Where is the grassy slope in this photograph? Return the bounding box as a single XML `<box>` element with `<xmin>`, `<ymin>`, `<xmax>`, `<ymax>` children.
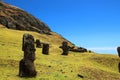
<box><xmin>0</xmin><ymin>27</ymin><xmax>120</xmax><ymax>80</ymax></box>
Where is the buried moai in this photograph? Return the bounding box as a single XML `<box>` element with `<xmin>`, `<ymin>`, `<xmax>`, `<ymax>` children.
<box><xmin>117</xmin><ymin>47</ymin><xmax>120</xmax><ymax>57</ymax></box>
<box><xmin>19</xmin><ymin>33</ymin><xmax>37</xmax><ymax>77</ymax></box>
<box><xmin>36</xmin><ymin>39</ymin><xmax>41</xmax><ymax>48</ymax></box>
<box><xmin>42</xmin><ymin>43</ymin><xmax>49</xmax><ymax>55</ymax></box>
<box><xmin>60</xmin><ymin>41</ymin><xmax>69</xmax><ymax>55</ymax></box>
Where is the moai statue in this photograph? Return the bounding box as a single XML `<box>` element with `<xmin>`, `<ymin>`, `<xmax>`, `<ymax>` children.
<box><xmin>19</xmin><ymin>33</ymin><xmax>37</xmax><ymax>77</ymax></box>
<box><xmin>36</xmin><ymin>39</ymin><xmax>41</xmax><ymax>48</ymax></box>
<box><xmin>117</xmin><ymin>47</ymin><xmax>120</xmax><ymax>57</ymax></box>
<box><xmin>118</xmin><ymin>61</ymin><xmax>120</xmax><ymax>73</ymax></box>
<box><xmin>60</xmin><ymin>41</ymin><xmax>69</xmax><ymax>55</ymax></box>
<box><xmin>42</xmin><ymin>43</ymin><xmax>49</xmax><ymax>55</ymax></box>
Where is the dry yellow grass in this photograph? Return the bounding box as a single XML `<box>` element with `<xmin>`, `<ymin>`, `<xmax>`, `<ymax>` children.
<box><xmin>0</xmin><ymin>27</ymin><xmax>120</xmax><ymax>80</ymax></box>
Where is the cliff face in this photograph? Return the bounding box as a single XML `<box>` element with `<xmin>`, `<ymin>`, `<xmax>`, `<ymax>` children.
<box><xmin>0</xmin><ymin>2</ymin><xmax>51</xmax><ymax>34</ymax></box>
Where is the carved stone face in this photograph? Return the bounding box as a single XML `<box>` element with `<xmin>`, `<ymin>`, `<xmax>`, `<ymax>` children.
<box><xmin>22</xmin><ymin>33</ymin><xmax>36</xmax><ymax>61</ymax></box>
<box><xmin>62</xmin><ymin>41</ymin><xmax>68</xmax><ymax>46</ymax></box>
<box><xmin>22</xmin><ymin>34</ymin><xmax>35</xmax><ymax>51</ymax></box>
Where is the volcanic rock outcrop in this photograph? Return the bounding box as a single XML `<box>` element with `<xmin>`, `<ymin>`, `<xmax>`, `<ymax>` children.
<box><xmin>0</xmin><ymin>2</ymin><xmax>51</xmax><ymax>34</ymax></box>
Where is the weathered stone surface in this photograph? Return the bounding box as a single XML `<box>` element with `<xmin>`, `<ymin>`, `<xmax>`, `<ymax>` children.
<box><xmin>69</xmin><ymin>47</ymin><xmax>87</xmax><ymax>53</ymax></box>
<box><xmin>19</xmin><ymin>33</ymin><xmax>37</xmax><ymax>77</ymax></box>
<box><xmin>118</xmin><ymin>62</ymin><xmax>120</xmax><ymax>73</ymax></box>
<box><xmin>60</xmin><ymin>42</ymin><xmax>87</xmax><ymax>54</ymax></box>
<box><xmin>42</xmin><ymin>43</ymin><xmax>49</xmax><ymax>55</ymax></box>
<box><xmin>22</xmin><ymin>34</ymin><xmax>36</xmax><ymax>61</ymax></box>
<box><xmin>19</xmin><ymin>59</ymin><xmax>37</xmax><ymax>77</ymax></box>
<box><xmin>60</xmin><ymin>41</ymin><xmax>69</xmax><ymax>55</ymax></box>
<box><xmin>117</xmin><ymin>47</ymin><xmax>120</xmax><ymax>57</ymax></box>
<box><xmin>0</xmin><ymin>2</ymin><xmax>51</xmax><ymax>34</ymax></box>
<box><xmin>77</xmin><ymin>74</ymin><xmax>84</xmax><ymax>78</ymax></box>
<box><xmin>36</xmin><ymin>39</ymin><xmax>41</xmax><ymax>48</ymax></box>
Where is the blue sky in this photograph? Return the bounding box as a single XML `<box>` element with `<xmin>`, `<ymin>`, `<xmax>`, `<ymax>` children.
<box><xmin>3</xmin><ymin>0</ymin><xmax>120</xmax><ymax>54</ymax></box>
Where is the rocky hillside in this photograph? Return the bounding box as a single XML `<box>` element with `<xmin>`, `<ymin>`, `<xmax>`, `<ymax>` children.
<box><xmin>0</xmin><ymin>1</ymin><xmax>88</xmax><ymax>52</ymax></box>
<box><xmin>0</xmin><ymin>2</ymin><xmax>51</xmax><ymax>34</ymax></box>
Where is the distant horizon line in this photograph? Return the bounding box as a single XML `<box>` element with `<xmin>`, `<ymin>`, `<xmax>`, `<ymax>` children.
<box><xmin>87</xmin><ymin>47</ymin><xmax>118</xmax><ymax>54</ymax></box>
